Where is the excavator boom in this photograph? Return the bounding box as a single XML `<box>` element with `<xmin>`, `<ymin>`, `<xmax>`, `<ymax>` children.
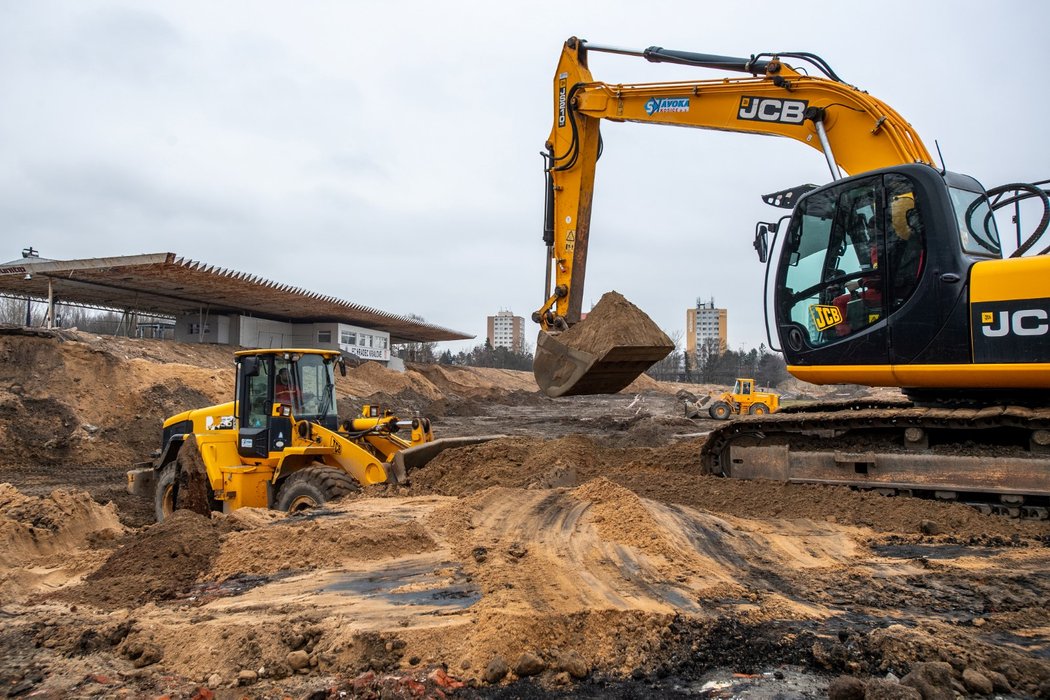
<box><xmin>534</xmin><ymin>36</ymin><xmax>933</xmax><ymax>397</ymax></box>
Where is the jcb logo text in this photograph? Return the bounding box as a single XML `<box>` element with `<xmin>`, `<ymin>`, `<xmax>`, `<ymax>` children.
<box><xmin>981</xmin><ymin>309</ymin><xmax>1048</xmax><ymax>337</ymax></box>
<box><xmin>738</xmin><ymin>97</ymin><xmax>808</xmax><ymax>124</ymax></box>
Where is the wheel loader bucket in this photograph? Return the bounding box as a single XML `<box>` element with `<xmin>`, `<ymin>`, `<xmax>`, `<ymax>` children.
<box><xmin>534</xmin><ymin>331</ymin><xmax>672</xmax><ymax>397</ymax></box>
<box><xmin>387</xmin><ymin>435</ymin><xmax>505</xmax><ymax>484</ymax></box>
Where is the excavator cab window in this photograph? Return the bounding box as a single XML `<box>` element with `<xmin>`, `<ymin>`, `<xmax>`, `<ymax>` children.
<box><xmin>948</xmin><ymin>186</ymin><xmax>1001</xmax><ymax>258</ymax></box>
<box><xmin>779</xmin><ymin>176</ymin><xmax>889</xmax><ymax>345</ymax></box>
<box><xmin>885</xmin><ymin>174</ymin><xmax>926</xmax><ymax>309</ymax></box>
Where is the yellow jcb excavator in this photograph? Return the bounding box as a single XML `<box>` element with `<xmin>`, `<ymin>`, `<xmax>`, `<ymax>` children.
<box><xmin>128</xmin><ymin>348</ymin><xmax>492</xmax><ymax>521</ymax></box>
<box><xmin>534</xmin><ymin>37</ymin><xmax>1050</xmax><ymax>516</ymax></box>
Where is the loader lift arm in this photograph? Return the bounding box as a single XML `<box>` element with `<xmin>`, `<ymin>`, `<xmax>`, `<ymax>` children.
<box><xmin>534</xmin><ymin>37</ymin><xmax>933</xmax><ymax>395</ymax></box>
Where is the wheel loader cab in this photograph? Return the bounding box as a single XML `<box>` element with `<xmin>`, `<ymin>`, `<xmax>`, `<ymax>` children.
<box><xmin>236</xmin><ymin>350</ymin><xmax>339</xmax><ymax>460</ymax></box>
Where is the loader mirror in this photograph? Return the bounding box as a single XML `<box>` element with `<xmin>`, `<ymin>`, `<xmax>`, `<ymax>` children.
<box><xmin>241</xmin><ymin>356</ymin><xmax>260</xmax><ymax>377</ymax></box>
<box><xmin>338</xmin><ymin>357</ymin><xmax>347</xmax><ymax>377</ymax></box>
<box><xmin>753</xmin><ymin>222</ymin><xmax>775</xmax><ymax>263</ymax></box>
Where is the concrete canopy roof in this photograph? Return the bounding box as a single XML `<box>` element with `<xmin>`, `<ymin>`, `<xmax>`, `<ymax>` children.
<box><xmin>0</xmin><ymin>253</ymin><xmax>472</xmax><ymax>344</ymax></box>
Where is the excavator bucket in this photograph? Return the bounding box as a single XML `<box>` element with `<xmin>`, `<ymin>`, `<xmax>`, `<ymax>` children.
<box><xmin>386</xmin><ymin>435</ymin><xmax>505</xmax><ymax>484</ymax></box>
<box><xmin>533</xmin><ymin>292</ymin><xmax>674</xmax><ymax>398</ymax></box>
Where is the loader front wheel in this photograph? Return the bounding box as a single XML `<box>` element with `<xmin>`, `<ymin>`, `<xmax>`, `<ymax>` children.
<box><xmin>748</xmin><ymin>403</ymin><xmax>770</xmax><ymax>415</ymax></box>
<box><xmin>708</xmin><ymin>401</ymin><xmax>733</xmax><ymax>420</ymax></box>
<box><xmin>154</xmin><ymin>463</ymin><xmax>177</xmax><ymax>523</ymax></box>
<box><xmin>275</xmin><ymin>466</ymin><xmax>360</xmax><ymax>513</ymax></box>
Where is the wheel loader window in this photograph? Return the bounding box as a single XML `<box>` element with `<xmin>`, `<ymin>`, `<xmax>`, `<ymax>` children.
<box><xmin>294</xmin><ymin>354</ymin><xmax>337</xmax><ymax>419</ymax></box>
<box><xmin>246</xmin><ymin>360</ymin><xmax>271</xmax><ymax>428</ymax></box>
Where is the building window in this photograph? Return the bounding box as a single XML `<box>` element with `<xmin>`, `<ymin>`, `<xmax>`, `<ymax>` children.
<box><xmin>317</xmin><ymin>330</ymin><xmax>332</xmax><ymax>343</ymax></box>
<box><xmin>341</xmin><ymin>330</ymin><xmax>356</xmax><ymax>345</ymax></box>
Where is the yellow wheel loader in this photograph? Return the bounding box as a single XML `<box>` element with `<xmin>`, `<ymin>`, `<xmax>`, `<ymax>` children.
<box><xmin>127</xmin><ymin>349</ymin><xmax>492</xmax><ymax>521</ymax></box>
<box><xmin>706</xmin><ymin>378</ymin><xmax>780</xmax><ymax>420</ymax></box>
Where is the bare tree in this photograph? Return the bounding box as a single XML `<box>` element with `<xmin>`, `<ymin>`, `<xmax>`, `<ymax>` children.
<box><xmin>645</xmin><ymin>329</ymin><xmax>684</xmax><ymax>382</ymax></box>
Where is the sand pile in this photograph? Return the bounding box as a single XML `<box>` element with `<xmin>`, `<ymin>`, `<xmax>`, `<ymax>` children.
<box><xmin>342</xmin><ymin>361</ymin><xmax>443</xmax><ymax>401</ymax></box>
<box><xmin>411</xmin><ymin>435</ymin><xmax>1047</xmax><ymax>538</ymax></box>
<box><xmin>0</xmin><ymin>484</ymin><xmax>124</xmax><ymax>565</ymax></box>
<box><xmin>0</xmin><ymin>484</ymin><xmax>125</xmax><ymax>603</ymax></box>
<box><xmin>575</xmin><ymin>477</ymin><xmax>682</xmax><ymax>562</ymax></box>
<box><xmin>209</xmin><ymin>514</ymin><xmax>439</xmax><ymax>580</ymax></box>
<box><xmin>60</xmin><ymin>509</ymin><xmax>236</xmax><ymax>608</ymax></box>
<box><xmin>556</xmin><ymin>292</ymin><xmax>673</xmax><ymax>357</ymax></box>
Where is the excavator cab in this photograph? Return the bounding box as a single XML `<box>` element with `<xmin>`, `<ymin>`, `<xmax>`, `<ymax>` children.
<box><xmin>769</xmin><ymin>163</ymin><xmax>1039</xmax><ymax>391</ymax></box>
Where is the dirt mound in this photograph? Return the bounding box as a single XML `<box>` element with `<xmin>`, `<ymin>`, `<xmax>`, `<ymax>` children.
<box><xmin>60</xmin><ymin>509</ymin><xmax>236</xmax><ymax>608</ymax></box>
<box><xmin>0</xmin><ymin>484</ymin><xmax>124</xmax><ymax>564</ymax></box>
<box><xmin>557</xmin><ymin>292</ymin><xmax>672</xmax><ymax>357</ymax></box>
<box><xmin>412</xmin><ymin>435</ymin><xmax>1047</xmax><ymax>538</ymax></box>
<box><xmin>575</xmin><ymin>477</ymin><xmax>681</xmax><ymax>561</ymax></box>
<box><xmin>0</xmin><ymin>333</ymin><xmax>231</xmax><ymax>468</ymax></box>
<box><xmin>409</xmin><ymin>363</ymin><xmax>538</xmax><ymax>395</ymax></box>
<box><xmin>0</xmin><ymin>484</ymin><xmax>125</xmax><ymax>603</ymax></box>
<box><xmin>209</xmin><ymin>514</ymin><xmax>439</xmax><ymax>580</ymax></box>
<box><xmin>342</xmin><ymin>361</ymin><xmax>442</xmax><ymax>401</ymax></box>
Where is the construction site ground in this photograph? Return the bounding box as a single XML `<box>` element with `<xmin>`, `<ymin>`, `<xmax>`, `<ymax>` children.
<box><xmin>1</xmin><ymin>328</ymin><xmax>1048</xmax><ymax>699</ymax></box>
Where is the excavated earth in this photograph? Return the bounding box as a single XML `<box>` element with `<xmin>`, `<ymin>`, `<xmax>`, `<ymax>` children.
<box><xmin>0</xmin><ymin>328</ymin><xmax>1048</xmax><ymax>699</ymax></box>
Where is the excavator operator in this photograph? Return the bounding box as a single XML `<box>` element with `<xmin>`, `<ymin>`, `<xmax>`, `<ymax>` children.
<box><xmin>887</xmin><ymin>188</ymin><xmax>925</xmax><ymax>307</ymax></box>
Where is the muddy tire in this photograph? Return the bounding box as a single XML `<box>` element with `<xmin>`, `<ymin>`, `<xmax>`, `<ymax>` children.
<box><xmin>275</xmin><ymin>466</ymin><xmax>360</xmax><ymax>513</ymax></box>
<box><xmin>708</xmin><ymin>401</ymin><xmax>733</xmax><ymax>420</ymax></box>
<box><xmin>154</xmin><ymin>462</ymin><xmax>177</xmax><ymax>523</ymax></box>
<box><xmin>748</xmin><ymin>403</ymin><xmax>770</xmax><ymax>415</ymax></box>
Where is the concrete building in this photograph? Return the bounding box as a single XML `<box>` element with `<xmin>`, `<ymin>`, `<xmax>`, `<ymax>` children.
<box><xmin>486</xmin><ymin>310</ymin><xmax>525</xmax><ymax>353</ymax></box>
<box><xmin>0</xmin><ymin>252</ymin><xmax>472</xmax><ymax>368</ymax></box>
<box><xmin>686</xmin><ymin>297</ymin><xmax>727</xmax><ymax>359</ymax></box>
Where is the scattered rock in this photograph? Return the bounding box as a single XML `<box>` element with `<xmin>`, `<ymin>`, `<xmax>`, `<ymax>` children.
<box><xmin>124</xmin><ymin>641</ymin><xmax>164</xmax><ymax>668</ymax></box>
<box><xmin>552</xmin><ymin>671</ymin><xmax>572</xmax><ymax>685</ymax></box>
<box><xmin>962</xmin><ymin>668</ymin><xmax>993</xmax><ymax>695</ymax></box>
<box><xmin>556</xmin><ymin>651</ymin><xmax>589</xmax><ymax>680</ymax></box>
<box><xmin>865</xmin><ymin>678</ymin><xmax>922</xmax><ymax>700</ymax></box>
<box><xmin>985</xmin><ymin>670</ymin><xmax>1012</xmax><ymax>694</ymax></box>
<box><xmin>507</xmin><ymin>542</ymin><xmax>528</xmax><ymax>560</ymax></box>
<box><xmin>919</xmin><ymin>520</ymin><xmax>942</xmax><ymax>535</ymax></box>
<box><xmin>828</xmin><ymin>675</ymin><xmax>866</xmax><ymax>700</ymax></box>
<box><xmin>513</xmin><ymin>651</ymin><xmax>545</xmax><ymax>677</ymax></box>
<box><xmin>286</xmin><ymin>650</ymin><xmax>310</xmax><ymax>671</ymax></box>
<box><xmin>207</xmin><ymin>673</ymin><xmax>222</xmax><ymax>688</ymax></box>
<box><xmin>484</xmin><ymin>656</ymin><xmax>509</xmax><ymax>684</ymax></box>
<box><xmin>236</xmin><ymin>670</ymin><xmax>257</xmax><ymax>685</ymax></box>
<box><xmin>901</xmin><ymin>662</ymin><xmax>955</xmax><ymax>700</ymax></box>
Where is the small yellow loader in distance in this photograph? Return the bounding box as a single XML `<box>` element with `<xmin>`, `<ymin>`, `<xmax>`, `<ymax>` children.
<box><xmin>127</xmin><ymin>348</ymin><xmax>492</xmax><ymax>521</ymax></box>
<box><xmin>707</xmin><ymin>378</ymin><xmax>780</xmax><ymax>420</ymax></box>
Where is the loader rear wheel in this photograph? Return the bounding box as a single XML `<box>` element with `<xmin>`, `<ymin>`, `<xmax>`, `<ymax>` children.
<box><xmin>154</xmin><ymin>463</ymin><xmax>177</xmax><ymax>523</ymax></box>
<box><xmin>275</xmin><ymin>466</ymin><xmax>359</xmax><ymax>513</ymax></box>
<box><xmin>709</xmin><ymin>401</ymin><xmax>733</xmax><ymax>420</ymax></box>
<box><xmin>749</xmin><ymin>403</ymin><xmax>770</xmax><ymax>415</ymax></box>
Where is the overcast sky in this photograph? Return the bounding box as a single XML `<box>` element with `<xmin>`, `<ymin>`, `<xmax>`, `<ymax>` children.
<box><xmin>2</xmin><ymin>1</ymin><xmax>1048</xmax><ymax>354</ymax></box>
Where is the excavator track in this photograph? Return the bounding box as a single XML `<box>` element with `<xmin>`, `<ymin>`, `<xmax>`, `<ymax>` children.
<box><xmin>700</xmin><ymin>399</ymin><xmax>1050</xmax><ymax>519</ymax></box>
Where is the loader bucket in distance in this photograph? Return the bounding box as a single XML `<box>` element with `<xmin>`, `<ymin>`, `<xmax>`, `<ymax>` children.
<box><xmin>533</xmin><ymin>291</ymin><xmax>674</xmax><ymax>398</ymax></box>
